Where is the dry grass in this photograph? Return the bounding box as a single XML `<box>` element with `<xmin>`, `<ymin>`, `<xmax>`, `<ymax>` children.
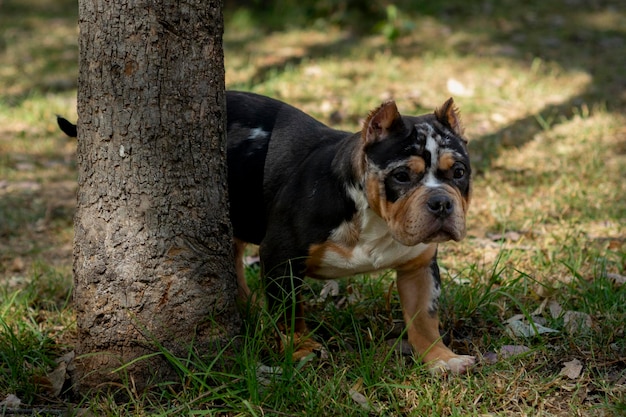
<box><xmin>1</xmin><ymin>0</ymin><xmax>625</xmax><ymax>415</ymax></box>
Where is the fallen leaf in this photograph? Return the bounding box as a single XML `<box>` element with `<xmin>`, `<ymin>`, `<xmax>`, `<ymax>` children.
<box><xmin>346</xmin><ymin>284</ymin><xmax>362</xmax><ymax>305</ymax></box>
<box><xmin>548</xmin><ymin>299</ymin><xmax>563</xmax><ymax>319</ymax></box>
<box><xmin>500</xmin><ymin>345</ymin><xmax>531</xmax><ymax>358</ymax></box>
<box><xmin>559</xmin><ymin>359</ymin><xmax>583</xmax><ymax>379</ymax></box>
<box><xmin>243</xmin><ymin>255</ymin><xmax>260</xmax><ymax>266</ymax></box>
<box><xmin>532</xmin><ymin>298</ymin><xmax>549</xmax><ymax>316</ymax></box>
<box><xmin>256</xmin><ymin>363</ymin><xmax>283</xmax><ymax>386</ymax></box>
<box><xmin>46</xmin><ymin>361</ymin><xmax>67</xmax><ymax>397</ymax></box>
<box><xmin>483</xmin><ymin>345</ymin><xmax>530</xmax><ymax>364</ymax></box>
<box><xmin>75</xmin><ymin>409</ymin><xmax>97</xmax><ymax>417</ymax></box>
<box><xmin>483</xmin><ymin>351</ymin><xmax>499</xmax><ymax>364</ymax></box>
<box><xmin>487</xmin><ymin>231</ymin><xmax>522</xmax><ymax>242</ymax></box>
<box><xmin>607</xmin><ymin>273</ymin><xmax>626</xmax><ymax>286</ymax></box>
<box><xmin>505</xmin><ymin>314</ymin><xmax>525</xmax><ymax>323</ymax></box>
<box><xmin>533</xmin><ymin>299</ymin><xmax>562</xmax><ymax>318</ymax></box>
<box><xmin>349</xmin><ymin>388</ymin><xmax>371</xmax><ymax>411</ymax></box>
<box><xmin>506</xmin><ymin>319</ymin><xmax>559</xmax><ymax>338</ymax></box>
<box><xmin>563</xmin><ymin>310</ymin><xmax>592</xmax><ymax>334</ymax></box>
<box><xmin>316</xmin><ymin>280</ymin><xmax>339</xmax><ymax>303</ymax></box>
<box><xmin>9</xmin><ymin>257</ymin><xmax>25</xmax><ymax>272</ymax></box>
<box><xmin>447</xmin><ymin>78</ymin><xmax>474</xmax><ymax>97</ymax></box>
<box><xmin>38</xmin><ymin>350</ymin><xmax>75</xmax><ymax>397</ymax></box>
<box><xmin>0</xmin><ymin>394</ymin><xmax>21</xmax><ymax>409</ymax></box>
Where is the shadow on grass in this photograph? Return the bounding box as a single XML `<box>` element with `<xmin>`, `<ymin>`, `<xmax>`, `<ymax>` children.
<box><xmin>5</xmin><ymin>0</ymin><xmax>624</xmax><ymax>167</ymax></box>
<box><xmin>0</xmin><ymin>0</ymin><xmax>78</xmax><ymax>104</ymax></box>
<box><xmin>225</xmin><ymin>0</ymin><xmax>626</xmax><ymax>169</ymax></box>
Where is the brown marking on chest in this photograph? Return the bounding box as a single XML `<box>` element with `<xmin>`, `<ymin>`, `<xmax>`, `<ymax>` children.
<box><xmin>306</xmin><ymin>241</ymin><xmax>354</xmax><ymax>279</ymax></box>
<box><xmin>305</xmin><ymin>204</ymin><xmax>434</xmax><ymax>279</ymax></box>
<box><xmin>396</xmin><ymin>243</ymin><xmax>437</xmax><ymax>271</ymax></box>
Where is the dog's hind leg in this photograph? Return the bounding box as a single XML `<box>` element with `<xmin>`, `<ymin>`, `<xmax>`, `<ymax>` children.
<box><xmin>396</xmin><ymin>246</ymin><xmax>475</xmax><ymax>374</ymax></box>
<box><xmin>260</xmin><ymin>254</ymin><xmax>322</xmax><ymax>360</ymax></box>
<box><xmin>234</xmin><ymin>238</ymin><xmax>252</xmax><ymax>305</ymax></box>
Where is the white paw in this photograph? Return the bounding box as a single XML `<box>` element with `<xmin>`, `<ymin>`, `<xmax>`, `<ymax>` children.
<box><xmin>428</xmin><ymin>355</ymin><xmax>476</xmax><ymax>375</ymax></box>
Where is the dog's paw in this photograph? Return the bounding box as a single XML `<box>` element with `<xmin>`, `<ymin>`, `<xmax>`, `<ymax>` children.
<box><xmin>279</xmin><ymin>331</ymin><xmax>325</xmax><ymax>361</ymax></box>
<box><xmin>428</xmin><ymin>355</ymin><xmax>476</xmax><ymax>375</ymax></box>
<box><xmin>291</xmin><ymin>338</ymin><xmax>325</xmax><ymax>361</ymax></box>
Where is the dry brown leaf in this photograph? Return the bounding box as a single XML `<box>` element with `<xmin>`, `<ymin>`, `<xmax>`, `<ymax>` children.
<box><xmin>46</xmin><ymin>363</ymin><xmax>67</xmax><ymax>397</ymax></box>
<box><xmin>346</xmin><ymin>284</ymin><xmax>362</xmax><ymax>305</ymax></box>
<box><xmin>506</xmin><ymin>319</ymin><xmax>559</xmax><ymax>338</ymax></box>
<box><xmin>40</xmin><ymin>351</ymin><xmax>75</xmax><ymax>397</ymax></box>
<box><xmin>349</xmin><ymin>388</ymin><xmax>371</xmax><ymax>411</ymax></box>
<box><xmin>532</xmin><ymin>298</ymin><xmax>549</xmax><ymax>316</ymax></box>
<box><xmin>0</xmin><ymin>394</ymin><xmax>21</xmax><ymax>409</ymax></box>
<box><xmin>483</xmin><ymin>345</ymin><xmax>530</xmax><ymax>364</ymax></box>
<box><xmin>487</xmin><ymin>230</ymin><xmax>522</xmax><ymax>242</ymax></box>
<box><xmin>9</xmin><ymin>257</ymin><xmax>25</xmax><ymax>272</ymax></box>
<box><xmin>482</xmin><ymin>351</ymin><xmax>498</xmax><ymax>364</ymax></box>
<box><xmin>500</xmin><ymin>345</ymin><xmax>531</xmax><ymax>358</ymax></box>
<box><xmin>559</xmin><ymin>358</ymin><xmax>583</xmax><ymax>379</ymax></box>
<box><xmin>256</xmin><ymin>363</ymin><xmax>283</xmax><ymax>386</ymax></box>
<box><xmin>548</xmin><ymin>299</ymin><xmax>563</xmax><ymax>319</ymax></box>
<box><xmin>316</xmin><ymin>280</ymin><xmax>339</xmax><ymax>303</ymax></box>
<box><xmin>563</xmin><ymin>310</ymin><xmax>592</xmax><ymax>334</ymax></box>
<box><xmin>607</xmin><ymin>273</ymin><xmax>626</xmax><ymax>286</ymax></box>
<box><xmin>532</xmin><ymin>298</ymin><xmax>562</xmax><ymax>319</ymax></box>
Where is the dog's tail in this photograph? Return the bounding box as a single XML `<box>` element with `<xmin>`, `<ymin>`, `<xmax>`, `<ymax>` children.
<box><xmin>56</xmin><ymin>115</ymin><xmax>77</xmax><ymax>137</ymax></box>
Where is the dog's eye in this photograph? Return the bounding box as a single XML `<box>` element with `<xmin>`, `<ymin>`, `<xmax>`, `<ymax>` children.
<box><xmin>452</xmin><ymin>163</ymin><xmax>466</xmax><ymax>179</ymax></box>
<box><xmin>391</xmin><ymin>169</ymin><xmax>411</xmax><ymax>184</ymax></box>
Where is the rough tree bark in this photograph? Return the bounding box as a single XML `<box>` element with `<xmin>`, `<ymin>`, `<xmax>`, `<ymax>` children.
<box><xmin>73</xmin><ymin>0</ymin><xmax>239</xmax><ymax>392</ymax></box>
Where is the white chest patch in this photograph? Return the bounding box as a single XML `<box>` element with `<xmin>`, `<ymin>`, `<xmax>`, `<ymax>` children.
<box><xmin>312</xmin><ymin>208</ymin><xmax>431</xmax><ymax>278</ymax></box>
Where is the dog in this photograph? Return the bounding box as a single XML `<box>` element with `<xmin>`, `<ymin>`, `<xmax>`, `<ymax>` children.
<box><xmin>58</xmin><ymin>91</ymin><xmax>475</xmax><ymax>373</ymax></box>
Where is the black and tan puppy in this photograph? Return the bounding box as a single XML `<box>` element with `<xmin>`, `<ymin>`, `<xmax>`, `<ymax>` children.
<box><xmin>58</xmin><ymin>91</ymin><xmax>474</xmax><ymax>373</ymax></box>
<box><xmin>227</xmin><ymin>91</ymin><xmax>474</xmax><ymax>373</ymax></box>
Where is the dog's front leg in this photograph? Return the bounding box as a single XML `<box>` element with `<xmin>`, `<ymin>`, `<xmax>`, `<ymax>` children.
<box><xmin>396</xmin><ymin>247</ymin><xmax>475</xmax><ymax>374</ymax></box>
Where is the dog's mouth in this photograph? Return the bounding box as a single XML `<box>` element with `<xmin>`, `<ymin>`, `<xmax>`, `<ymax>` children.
<box><xmin>435</xmin><ymin>217</ymin><xmax>467</xmax><ymax>241</ymax></box>
<box><xmin>424</xmin><ymin>229</ymin><xmax>459</xmax><ymax>243</ymax></box>
<box><xmin>424</xmin><ymin>231</ymin><xmax>452</xmax><ymax>243</ymax></box>
<box><xmin>397</xmin><ymin>219</ymin><xmax>466</xmax><ymax>246</ymax></box>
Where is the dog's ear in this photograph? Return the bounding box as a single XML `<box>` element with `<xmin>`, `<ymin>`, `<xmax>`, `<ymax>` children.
<box><xmin>435</xmin><ymin>97</ymin><xmax>464</xmax><ymax>137</ymax></box>
<box><xmin>362</xmin><ymin>100</ymin><xmax>401</xmax><ymax>144</ymax></box>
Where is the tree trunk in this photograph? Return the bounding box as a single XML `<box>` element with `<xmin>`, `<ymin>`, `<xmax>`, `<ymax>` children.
<box><xmin>73</xmin><ymin>0</ymin><xmax>239</xmax><ymax>392</ymax></box>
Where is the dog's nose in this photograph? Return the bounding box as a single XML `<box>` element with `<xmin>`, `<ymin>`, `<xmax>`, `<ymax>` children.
<box><xmin>427</xmin><ymin>195</ymin><xmax>454</xmax><ymax>217</ymax></box>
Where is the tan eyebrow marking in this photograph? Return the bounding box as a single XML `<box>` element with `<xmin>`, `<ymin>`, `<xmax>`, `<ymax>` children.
<box><xmin>407</xmin><ymin>156</ymin><xmax>426</xmax><ymax>174</ymax></box>
<box><xmin>438</xmin><ymin>152</ymin><xmax>457</xmax><ymax>171</ymax></box>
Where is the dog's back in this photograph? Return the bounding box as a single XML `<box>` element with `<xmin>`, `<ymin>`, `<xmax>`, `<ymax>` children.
<box><xmin>226</xmin><ymin>91</ymin><xmax>351</xmax><ymax>246</ymax></box>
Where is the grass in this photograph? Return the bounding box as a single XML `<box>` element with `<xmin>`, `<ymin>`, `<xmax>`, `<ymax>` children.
<box><xmin>1</xmin><ymin>0</ymin><xmax>626</xmax><ymax>415</ymax></box>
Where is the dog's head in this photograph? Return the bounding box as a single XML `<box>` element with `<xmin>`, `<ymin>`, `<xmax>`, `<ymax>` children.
<box><xmin>357</xmin><ymin>98</ymin><xmax>471</xmax><ymax>246</ymax></box>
